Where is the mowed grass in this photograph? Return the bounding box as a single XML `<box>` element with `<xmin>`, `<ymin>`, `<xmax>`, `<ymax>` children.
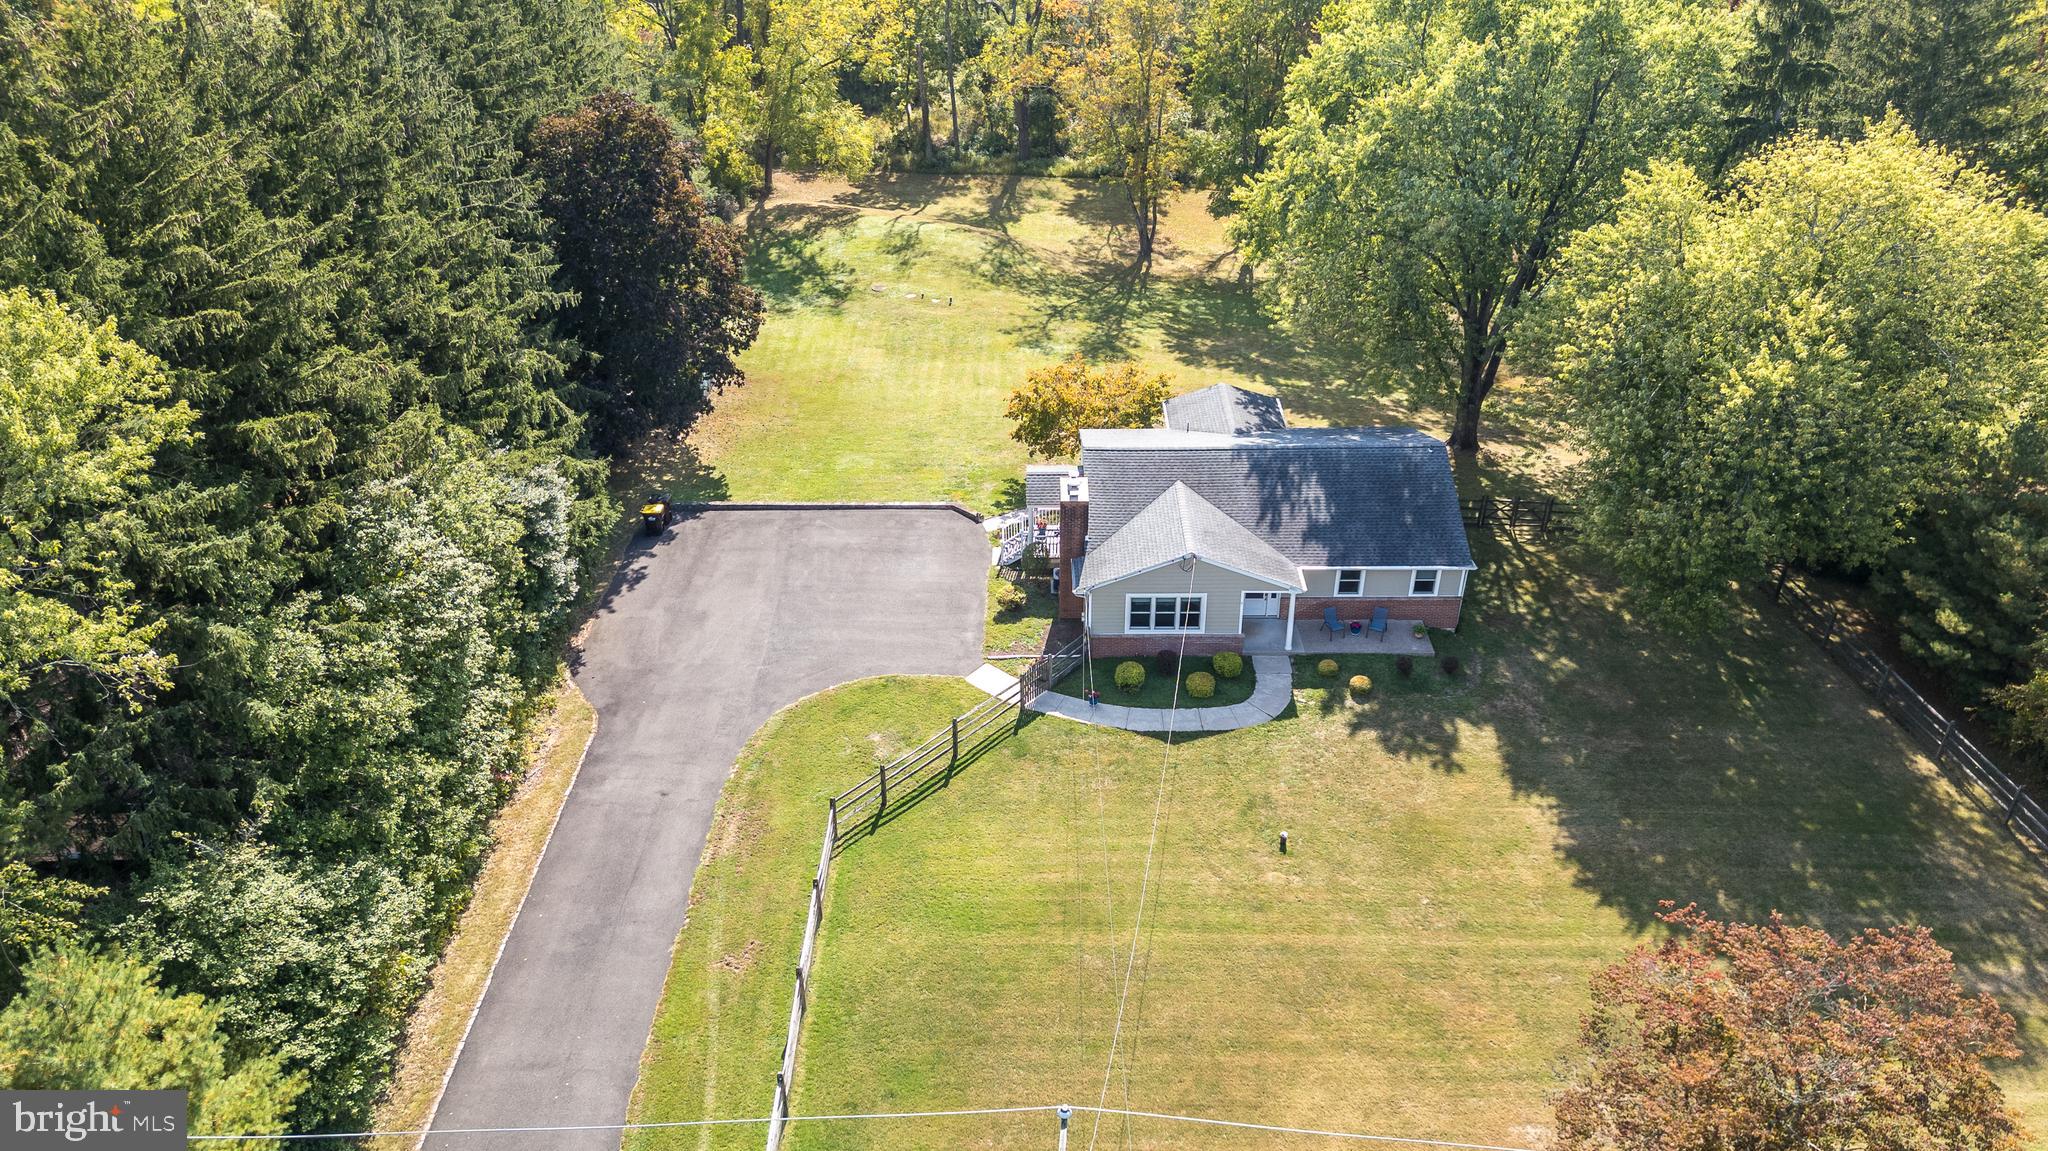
<box><xmin>1046</xmin><ymin>654</ymin><xmax>1259</xmax><ymax>709</ymax></box>
<box><xmin>628</xmin><ymin>537</ymin><xmax>2048</xmax><ymax>1149</ymax></box>
<box><xmin>654</xmin><ymin>171</ymin><xmax>1572</xmax><ymax>513</ymax></box>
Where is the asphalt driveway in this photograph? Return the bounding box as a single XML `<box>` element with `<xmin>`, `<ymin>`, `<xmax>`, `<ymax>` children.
<box><xmin>425</xmin><ymin>508</ymin><xmax>988</xmax><ymax>1150</ymax></box>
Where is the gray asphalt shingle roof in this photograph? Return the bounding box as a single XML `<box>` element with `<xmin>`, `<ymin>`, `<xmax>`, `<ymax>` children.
<box><xmin>1079</xmin><ymin>427</ymin><xmax>1474</xmax><ymax>571</ymax></box>
<box><xmin>1023</xmin><ymin>465</ymin><xmax>1079</xmax><ymax>509</ymax></box>
<box><xmin>1075</xmin><ymin>482</ymin><xmax>1304</xmax><ymax>591</ymax></box>
<box><xmin>1163</xmin><ymin>384</ymin><xmax>1288</xmax><ymax>435</ymax></box>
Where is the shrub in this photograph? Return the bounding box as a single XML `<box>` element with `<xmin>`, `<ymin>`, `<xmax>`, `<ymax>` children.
<box><xmin>1186</xmin><ymin>671</ymin><xmax>1216</xmax><ymax>698</ymax></box>
<box><xmin>1211</xmin><ymin>650</ymin><xmax>1243</xmax><ymax>679</ymax></box>
<box><xmin>1316</xmin><ymin>658</ymin><xmax>1339</xmax><ymax>678</ymax></box>
<box><xmin>1441</xmin><ymin>654</ymin><xmax>1462</xmax><ymax>677</ymax></box>
<box><xmin>1349</xmin><ymin>674</ymin><xmax>1373</xmax><ymax>698</ymax></box>
<box><xmin>1114</xmin><ymin>661</ymin><xmax>1146</xmax><ymax>692</ymax></box>
<box><xmin>1395</xmin><ymin>654</ymin><xmax>1414</xmax><ymax>677</ymax></box>
<box><xmin>1154</xmin><ymin>648</ymin><xmax>1181</xmax><ymax>676</ymax></box>
<box><xmin>989</xmin><ymin>579</ymin><xmax>1027</xmax><ymax>614</ymax></box>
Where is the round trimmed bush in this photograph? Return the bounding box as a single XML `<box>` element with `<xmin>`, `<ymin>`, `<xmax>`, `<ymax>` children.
<box><xmin>1185</xmin><ymin>671</ymin><xmax>1216</xmax><ymax>698</ymax></box>
<box><xmin>1395</xmin><ymin>654</ymin><xmax>1414</xmax><ymax>677</ymax></box>
<box><xmin>1114</xmin><ymin>660</ymin><xmax>1147</xmax><ymax>692</ymax></box>
<box><xmin>1211</xmin><ymin>650</ymin><xmax>1243</xmax><ymax>679</ymax></box>
<box><xmin>1440</xmin><ymin>654</ymin><xmax>1463</xmax><ymax>677</ymax></box>
<box><xmin>1349</xmin><ymin>674</ymin><xmax>1373</xmax><ymax>699</ymax></box>
<box><xmin>989</xmin><ymin>579</ymin><xmax>1028</xmax><ymax>614</ymax></box>
<box><xmin>1316</xmin><ymin>658</ymin><xmax>1339</xmax><ymax>678</ymax></box>
<box><xmin>1154</xmin><ymin>648</ymin><xmax>1181</xmax><ymax>676</ymax></box>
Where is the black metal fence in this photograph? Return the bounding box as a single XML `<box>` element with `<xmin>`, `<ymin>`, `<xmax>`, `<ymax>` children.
<box><xmin>1461</xmin><ymin>494</ymin><xmax>1575</xmax><ymax>537</ymax></box>
<box><xmin>1774</xmin><ymin>570</ymin><xmax>2047</xmax><ymax>861</ymax></box>
<box><xmin>763</xmin><ymin>635</ymin><xmax>1084</xmax><ymax>1150</ymax></box>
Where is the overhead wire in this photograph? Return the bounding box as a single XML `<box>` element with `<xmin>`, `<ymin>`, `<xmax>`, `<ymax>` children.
<box><xmin>1084</xmin><ymin>551</ymin><xmax>1199</xmax><ymax>1151</ymax></box>
<box><xmin>188</xmin><ymin>1104</ymin><xmax>1540</xmax><ymax>1150</ymax></box>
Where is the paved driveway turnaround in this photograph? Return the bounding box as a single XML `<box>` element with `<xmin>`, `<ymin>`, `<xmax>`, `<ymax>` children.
<box><xmin>426</xmin><ymin>508</ymin><xmax>987</xmax><ymax>1151</ymax></box>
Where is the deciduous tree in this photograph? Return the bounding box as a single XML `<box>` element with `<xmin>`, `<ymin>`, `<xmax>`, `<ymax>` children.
<box><xmin>1529</xmin><ymin>124</ymin><xmax>2048</xmax><ymax>624</ymax></box>
<box><xmin>1005</xmin><ymin>354</ymin><xmax>1168</xmax><ymax>458</ymax></box>
<box><xmin>1557</xmin><ymin>904</ymin><xmax>2025</xmax><ymax>1151</ymax></box>
<box><xmin>529</xmin><ymin>92</ymin><xmax>764</xmax><ymax>451</ymax></box>
<box><xmin>1060</xmin><ymin>0</ymin><xmax>1188</xmax><ymax>262</ymax></box>
<box><xmin>1236</xmin><ymin>0</ymin><xmax>1737</xmax><ymax>453</ymax></box>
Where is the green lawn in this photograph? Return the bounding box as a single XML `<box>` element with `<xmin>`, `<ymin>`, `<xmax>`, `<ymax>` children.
<box><xmin>629</xmin><ymin>538</ymin><xmax>2048</xmax><ymax>1150</ymax></box>
<box><xmin>625</xmin><ymin>171</ymin><xmax>2048</xmax><ymax>1148</ymax></box>
<box><xmin>984</xmin><ymin>572</ymin><xmax>1057</xmax><ymax>658</ymax></box>
<box><xmin>1045</xmin><ymin>654</ymin><xmax>1258</xmax><ymax>709</ymax></box>
<box><xmin>638</xmin><ymin>172</ymin><xmax>1570</xmax><ymax>514</ymax></box>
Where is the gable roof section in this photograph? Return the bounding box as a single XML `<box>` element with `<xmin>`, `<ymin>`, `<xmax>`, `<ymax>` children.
<box><xmin>1080</xmin><ymin>427</ymin><xmax>1475</xmax><ymax>570</ymax></box>
<box><xmin>1075</xmin><ymin>481</ymin><xmax>1305</xmax><ymax>592</ymax></box>
<box><xmin>1163</xmin><ymin>384</ymin><xmax>1288</xmax><ymax>435</ymax></box>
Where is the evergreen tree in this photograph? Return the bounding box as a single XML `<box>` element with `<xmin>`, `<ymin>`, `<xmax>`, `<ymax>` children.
<box><xmin>1723</xmin><ymin>0</ymin><xmax>1838</xmax><ymax>160</ymax></box>
<box><xmin>0</xmin><ymin>947</ymin><xmax>304</xmax><ymax>1137</ymax></box>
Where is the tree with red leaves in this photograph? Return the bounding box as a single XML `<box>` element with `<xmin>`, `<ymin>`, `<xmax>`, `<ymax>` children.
<box><xmin>529</xmin><ymin>93</ymin><xmax>762</xmax><ymax>452</ymax></box>
<box><xmin>1556</xmin><ymin>903</ymin><xmax>2025</xmax><ymax>1151</ymax></box>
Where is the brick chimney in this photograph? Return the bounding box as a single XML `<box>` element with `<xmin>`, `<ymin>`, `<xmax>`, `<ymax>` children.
<box><xmin>1056</xmin><ymin>498</ymin><xmax>1088</xmax><ymax>620</ymax></box>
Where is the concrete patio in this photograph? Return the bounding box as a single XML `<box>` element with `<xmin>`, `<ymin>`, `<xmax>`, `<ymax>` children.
<box><xmin>1242</xmin><ymin>617</ymin><xmax>1437</xmax><ymax>656</ymax></box>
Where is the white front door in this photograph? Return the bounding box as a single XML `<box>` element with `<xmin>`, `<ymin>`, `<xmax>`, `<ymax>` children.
<box><xmin>1243</xmin><ymin>591</ymin><xmax>1281</xmax><ymax>618</ymax></box>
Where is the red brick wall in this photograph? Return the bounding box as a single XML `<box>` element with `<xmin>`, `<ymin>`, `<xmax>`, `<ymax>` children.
<box><xmin>1088</xmin><ymin>633</ymin><xmax>1244</xmax><ymax>659</ymax></box>
<box><xmin>1056</xmin><ymin>500</ymin><xmax>1088</xmax><ymax>620</ymax></box>
<box><xmin>1294</xmin><ymin>596</ymin><xmax>1463</xmax><ymax>630</ymax></box>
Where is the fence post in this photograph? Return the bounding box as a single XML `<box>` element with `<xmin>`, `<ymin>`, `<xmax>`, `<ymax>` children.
<box><xmin>2007</xmin><ymin>787</ymin><xmax>2025</xmax><ymax>828</ymax></box>
<box><xmin>1936</xmin><ymin>716</ymin><xmax>1956</xmax><ymax>761</ymax></box>
<box><xmin>828</xmin><ymin>797</ymin><xmax>838</xmax><ymax>847</ymax></box>
<box><xmin>876</xmin><ymin>761</ymin><xmax>887</xmax><ymax>813</ymax></box>
<box><xmin>1771</xmin><ymin>563</ymin><xmax>1790</xmax><ymax>603</ymax></box>
<box><xmin>951</xmin><ymin>716</ymin><xmax>960</xmax><ymax>766</ymax></box>
<box><xmin>1822</xmin><ymin>609</ymin><xmax>1839</xmax><ymax>645</ymax></box>
<box><xmin>795</xmin><ymin>961</ymin><xmax>807</xmax><ymax>1012</ymax></box>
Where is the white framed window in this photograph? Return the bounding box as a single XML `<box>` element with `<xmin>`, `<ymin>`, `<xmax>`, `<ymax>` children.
<box><xmin>1125</xmin><ymin>594</ymin><xmax>1205</xmax><ymax>633</ymax></box>
<box><xmin>1410</xmin><ymin>568</ymin><xmax>1440</xmax><ymax>596</ymax></box>
<box><xmin>1335</xmin><ymin>569</ymin><xmax>1365</xmax><ymax>596</ymax></box>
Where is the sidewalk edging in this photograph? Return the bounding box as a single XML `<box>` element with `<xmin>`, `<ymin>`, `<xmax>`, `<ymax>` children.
<box><xmin>1015</xmin><ymin>653</ymin><xmax>1295</xmax><ymax>733</ymax></box>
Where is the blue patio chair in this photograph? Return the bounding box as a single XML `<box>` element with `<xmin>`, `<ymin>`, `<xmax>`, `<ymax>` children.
<box><xmin>1367</xmin><ymin>606</ymin><xmax>1390</xmax><ymax>643</ymax></box>
<box><xmin>1322</xmin><ymin>606</ymin><xmax>1343</xmax><ymax>637</ymax></box>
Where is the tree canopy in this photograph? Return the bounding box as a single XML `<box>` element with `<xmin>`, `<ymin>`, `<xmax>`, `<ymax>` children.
<box><xmin>1236</xmin><ymin>0</ymin><xmax>1739</xmax><ymax>451</ymax></box>
<box><xmin>530</xmin><ymin>92</ymin><xmax>764</xmax><ymax>451</ymax></box>
<box><xmin>1005</xmin><ymin>354</ymin><xmax>1169</xmax><ymax>458</ymax></box>
<box><xmin>0</xmin><ymin>947</ymin><xmax>304</xmax><ymax>1137</ymax></box>
<box><xmin>1530</xmin><ymin>123</ymin><xmax>2048</xmax><ymax>623</ymax></box>
<box><xmin>1558</xmin><ymin>904</ymin><xmax>2025</xmax><ymax>1151</ymax></box>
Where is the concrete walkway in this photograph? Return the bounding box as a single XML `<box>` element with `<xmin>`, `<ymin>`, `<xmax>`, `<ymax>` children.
<box><xmin>1023</xmin><ymin>652</ymin><xmax>1294</xmax><ymax>732</ymax></box>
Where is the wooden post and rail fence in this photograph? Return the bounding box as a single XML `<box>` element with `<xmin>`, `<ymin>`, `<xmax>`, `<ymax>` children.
<box><xmin>1459</xmin><ymin>494</ymin><xmax>1575</xmax><ymax>537</ymax></box>
<box><xmin>763</xmin><ymin>635</ymin><xmax>1085</xmax><ymax>1151</ymax></box>
<box><xmin>1772</xmin><ymin>566</ymin><xmax>2048</xmax><ymax>862</ymax></box>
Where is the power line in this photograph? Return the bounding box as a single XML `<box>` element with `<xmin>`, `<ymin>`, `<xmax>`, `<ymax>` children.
<box><xmin>186</xmin><ymin>1104</ymin><xmax>1541</xmax><ymax>1150</ymax></box>
<box><xmin>186</xmin><ymin>1105</ymin><xmax>1059</xmax><ymax>1142</ymax></box>
<box><xmin>1085</xmin><ymin>554</ymin><xmax>1197</xmax><ymax>1151</ymax></box>
<box><xmin>1078</xmin><ymin>1107</ymin><xmax>1540</xmax><ymax>1151</ymax></box>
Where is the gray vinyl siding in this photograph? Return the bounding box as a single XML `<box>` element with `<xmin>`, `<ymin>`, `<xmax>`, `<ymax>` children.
<box><xmin>1087</xmin><ymin>560</ymin><xmax>1278</xmax><ymax>635</ymax></box>
<box><xmin>1364</xmin><ymin>569</ymin><xmax>1409</xmax><ymax>596</ymax></box>
<box><xmin>1302</xmin><ymin>567</ymin><xmax>1467</xmax><ymax>597</ymax></box>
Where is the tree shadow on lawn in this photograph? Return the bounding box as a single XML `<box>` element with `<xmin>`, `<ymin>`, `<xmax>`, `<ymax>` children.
<box><xmin>1463</xmin><ymin>534</ymin><xmax>2048</xmax><ymax>1050</ymax></box>
<box><xmin>836</xmin><ymin>171</ymin><xmax>1055</xmax><ymax>238</ymax></box>
<box><xmin>745</xmin><ymin>205</ymin><xmax>858</xmax><ymax>309</ymax></box>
